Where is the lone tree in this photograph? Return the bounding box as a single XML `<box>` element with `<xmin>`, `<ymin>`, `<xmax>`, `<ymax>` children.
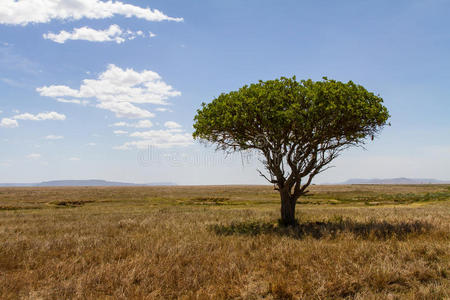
<box><xmin>193</xmin><ymin>77</ymin><xmax>390</xmax><ymax>226</ymax></box>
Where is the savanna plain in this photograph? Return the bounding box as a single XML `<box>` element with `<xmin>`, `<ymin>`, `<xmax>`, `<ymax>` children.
<box><xmin>0</xmin><ymin>184</ymin><xmax>449</xmax><ymax>299</ymax></box>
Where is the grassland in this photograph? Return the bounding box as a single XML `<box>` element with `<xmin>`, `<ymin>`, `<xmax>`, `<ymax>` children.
<box><xmin>0</xmin><ymin>184</ymin><xmax>449</xmax><ymax>299</ymax></box>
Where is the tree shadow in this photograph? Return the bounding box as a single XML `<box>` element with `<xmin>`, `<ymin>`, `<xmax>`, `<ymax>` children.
<box><xmin>209</xmin><ymin>218</ymin><xmax>433</xmax><ymax>240</ymax></box>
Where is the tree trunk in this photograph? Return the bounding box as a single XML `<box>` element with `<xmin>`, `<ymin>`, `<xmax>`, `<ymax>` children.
<box><xmin>280</xmin><ymin>189</ymin><xmax>297</xmax><ymax>226</ymax></box>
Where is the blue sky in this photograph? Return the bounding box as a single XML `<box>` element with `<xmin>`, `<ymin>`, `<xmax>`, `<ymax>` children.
<box><xmin>0</xmin><ymin>0</ymin><xmax>449</xmax><ymax>184</ymax></box>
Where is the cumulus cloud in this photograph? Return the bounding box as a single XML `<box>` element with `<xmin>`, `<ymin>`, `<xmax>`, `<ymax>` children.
<box><xmin>43</xmin><ymin>25</ymin><xmax>151</xmax><ymax>44</ymax></box>
<box><xmin>115</xmin><ymin>129</ymin><xmax>192</xmax><ymax>149</ymax></box>
<box><xmin>113</xmin><ymin>130</ymin><xmax>128</xmax><ymax>135</ymax></box>
<box><xmin>164</xmin><ymin>121</ymin><xmax>182</xmax><ymax>129</ymax></box>
<box><xmin>114</xmin><ymin>120</ymin><xmax>191</xmax><ymax>149</ymax></box>
<box><xmin>0</xmin><ymin>0</ymin><xmax>183</xmax><ymax>26</ymax></box>
<box><xmin>111</xmin><ymin>120</ymin><xmax>153</xmax><ymax>128</ymax></box>
<box><xmin>97</xmin><ymin>101</ymin><xmax>154</xmax><ymax>119</ymax></box>
<box><xmin>37</xmin><ymin>64</ymin><xmax>180</xmax><ymax>119</ymax></box>
<box><xmin>38</xmin><ymin>86</ymin><xmax>79</xmax><ymax>98</ymax></box>
<box><xmin>13</xmin><ymin>111</ymin><xmax>66</xmax><ymax>121</ymax></box>
<box><xmin>0</xmin><ymin>118</ymin><xmax>18</xmax><ymax>128</ymax></box>
<box><xmin>45</xmin><ymin>135</ymin><xmax>64</xmax><ymax>140</ymax></box>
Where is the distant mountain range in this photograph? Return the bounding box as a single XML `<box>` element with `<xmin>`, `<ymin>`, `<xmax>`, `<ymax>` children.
<box><xmin>338</xmin><ymin>178</ymin><xmax>450</xmax><ymax>185</ymax></box>
<box><xmin>0</xmin><ymin>178</ymin><xmax>449</xmax><ymax>187</ymax></box>
<box><xmin>0</xmin><ymin>180</ymin><xmax>177</xmax><ymax>187</ymax></box>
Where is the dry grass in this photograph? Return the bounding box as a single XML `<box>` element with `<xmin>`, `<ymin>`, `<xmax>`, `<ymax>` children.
<box><xmin>0</xmin><ymin>185</ymin><xmax>449</xmax><ymax>299</ymax></box>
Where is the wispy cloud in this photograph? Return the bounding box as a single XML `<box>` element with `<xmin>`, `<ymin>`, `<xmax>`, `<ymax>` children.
<box><xmin>56</xmin><ymin>98</ymin><xmax>89</xmax><ymax>106</ymax></box>
<box><xmin>114</xmin><ymin>130</ymin><xmax>128</xmax><ymax>135</ymax></box>
<box><xmin>26</xmin><ymin>153</ymin><xmax>41</xmax><ymax>160</ymax></box>
<box><xmin>155</xmin><ymin>107</ymin><xmax>172</xmax><ymax>112</ymax></box>
<box><xmin>0</xmin><ymin>45</ymin><xmax>40</xmax><ymax>75</ymax></box>
<box><xmin>45</xmin><ymin>135</ymin><xmax>64</xmax><ymax>140</ymax></box>
<box><xmin>110</xmin><ymin>120</ymin><xmax>153</xmax><ymax>128</ymax></box>
<box><xmin>0</xmin><ymin>77</ymin><xmax>27</xmax><ymax>88</ymax></box>
<box><xmin>43</xmin><ymin>25</ymin><xmax>151</xmax><ymax>44</ymax></box>
<box><xmin>0</xmin><ymin>112</ymin><xmax>66</xmax><ymax>128</ymax></box>
<box><xmin>13</xmin><ymin>112</ymin><xmax>66</xmax><ymax>121</ymax></box>
<box><xmin>0</xmin><ymin>0</ymin><xmax>183</xmax><ymax>26</ymax></box>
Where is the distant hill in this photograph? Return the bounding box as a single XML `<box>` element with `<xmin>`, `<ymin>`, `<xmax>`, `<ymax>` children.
<box><xmin>339</xmin><ymin>178</ymin><xmax>450</xmax><ymax>185</ymax></box>
<box><xmin>37</xmin><ymin>180</ymin><xmax>141</xmax><ymax>187</ymax></box>
<box><xmin>0</xmin><ymin>180</ymin><xmax>177</xmax><ymax>187</ymax></box>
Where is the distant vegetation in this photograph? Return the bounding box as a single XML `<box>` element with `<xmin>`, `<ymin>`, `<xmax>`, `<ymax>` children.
<box><xmin>340</xmin><ymin>177</ymin><xmax>450</xmax><ymax>184</ymax></box>
<box><xmin>0</xmin><ymin>185</ymin><xmax>448</xmax><ymax>298</ymax></box>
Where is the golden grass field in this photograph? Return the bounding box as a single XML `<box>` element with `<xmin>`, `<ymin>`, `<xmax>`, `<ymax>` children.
<box><xmin>0</xmin><ymin>184</ymin><xmax>449</xmax><ymax>299</ymax></box>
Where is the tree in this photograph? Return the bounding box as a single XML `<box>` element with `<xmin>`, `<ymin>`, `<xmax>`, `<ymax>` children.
<box><xmin>193</xmin><ymin>77</ymin><xmax>390</xmax><ymax>226</ymax></box>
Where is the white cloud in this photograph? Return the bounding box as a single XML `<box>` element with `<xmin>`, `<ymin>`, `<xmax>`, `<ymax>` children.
<box><xmin>13</xmin><ymin>111</ymin><xmax>66</xmax><ymax>121</ymax></box>
<box><xmin>0</xmin><ymin>0</ymin><xmax>183</xmax><ymax>26</ymax></box>
<box><xmin>39</xmin><ymin>86</ymin><xmax>79</xmax><ymax>97</ymax></box>
<box><xmin>43</xmin><ymin>25</ymin><xmax>149</xmax><ymax>44</ymax></box>
<box><xmin>37</xmin><ymin>64</ymin><xmax>180</xmax><ymax>119</ymax></box>
<box><xmin>164</xmin><ymin>121</ymin><xmax>182</xmax><ymax>129</ymax></box>
<box><xmin>149</xmin><ymin>31</ymin><xmax>156</xmax><ymax>38</ymax></box>
<box><xmin>56</xmin><ymin>98</ymin><xmax>89</xmax><ymax>105</ymax></box>
<box><xmin>45</xmin><ymin>135</ymin><xmax>64</xmax><ymax>140</ymax></box>
<box><xmin>69</xmin><ymin>157</ymin><xmax>80</xmax><ymax>161</ymax></box>
<box><xmin>27</xmin><ymin>153</ymin><xmax>41</xmax><ymax>159</ymax></box>
<box><xmin>0</xmin><ymin>46</ymin><xmax>41</xmax><ymax>75</ymax></box>
<box><xmin>97</xmin><ymin>101</ymin><xmax>154</xmax><ymax>119</ymax></box>
<box><xmin>112</xmin><ymin>122</ymin><xmax>127</xmax><ymax>127</ymax></box>
<box><xmin>1</xmin><ymin>112</ymin><xmax>65</xmax><ymax>128</ymax></box>
<box><xmin>1</xmin><ymin>77</ymin><xmax>20</xmax><ymax>87</ymax></box>
<box><xmin>134</xmin><ymin>120</ymin><xmax>153</xmax><ymax>128</ymax></box>
<box><xmin>115</xmin><ymin>129</ymin><xmax>192</xmax><ymax>149</ymax></box>
<box><xmin>87</xmin><ymin>142</ymin><xmax>96</xmax><ymax>146</ymax></box>
<box><xmin>114</xmin><ymin>130</ymin><xmax>128</xmax><ymax>135</ymax></box>
<box><xmin>155</xmin><ymin>107</ymin><xmax>171</xmax><ymax>112</ymax></box>
<box><xmin>111</xmin><ymin>120</ymin><xmax>153</xmax><ymax>128</ymax></box>
<box><xmin>0</xmin><ymin>118</ymin><xmax>18</xmax><ymax>128</ymax></box>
